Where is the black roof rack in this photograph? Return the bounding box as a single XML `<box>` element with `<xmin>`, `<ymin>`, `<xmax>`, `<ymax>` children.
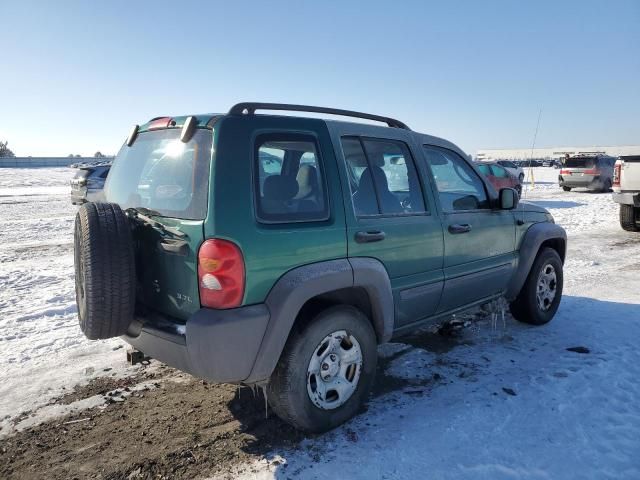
<box><xmin>228</xmin><ymin>102</ymin><xmax>410</xmax><ymax>130</ymax></box>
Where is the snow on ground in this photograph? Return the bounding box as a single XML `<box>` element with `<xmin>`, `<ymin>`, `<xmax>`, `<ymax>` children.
<box><xmin>0</xmin><ymin>168</ymin><xmax>137</xmax><ymax>435</ymax></box>
<box><xmin>0</xmin><ymin>167</ymin><xmax>639</xmax><ymax>478</ymax></box>
<box><xmin>231</xmin><ymin>167</ymin><xmax>640</xmax><ymax>480</ymax></box>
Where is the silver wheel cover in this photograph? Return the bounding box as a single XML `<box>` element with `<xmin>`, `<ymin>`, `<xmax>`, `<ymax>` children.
<box><xmin>306</xmin><ymin>330</ymin><xmax>363</xmax><ymax>410</ymax></box>
<box><xmin>536</xmin><ymin>263</ymin><xmax>557</xmax><ymax>311</ymax></box>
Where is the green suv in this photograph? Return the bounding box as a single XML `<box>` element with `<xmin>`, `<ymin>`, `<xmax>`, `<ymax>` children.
<box><xmin>74</xmin><ymin>103</ymin><xmax>567</xmax><ymax>432</ymax></box>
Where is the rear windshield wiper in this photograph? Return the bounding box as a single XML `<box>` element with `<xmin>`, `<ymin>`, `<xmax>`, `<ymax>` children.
<box><xmin>126</xmin><ymin>208</ymin><xmax>187</xmax><ymax>239</ymax></box>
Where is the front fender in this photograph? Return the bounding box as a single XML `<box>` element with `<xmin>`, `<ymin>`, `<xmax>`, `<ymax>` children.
<box><xmin>505</xmin><ymin>222</ymin><xmax>567</xmax><ymax>300</ymax></box>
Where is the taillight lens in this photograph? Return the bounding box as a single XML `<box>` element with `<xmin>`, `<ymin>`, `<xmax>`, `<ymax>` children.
<box><xmin>583</xmin><ymin>168</ymin><xmax>600</xmax><ymax>175</ymax></box>
<box><xmin>560</xmin><ymin>169</ymin><xmax>569</xmax><ymax>175</ymax></box>
<box><xmin>613</xmin><ymin>163</ymin><xmax>621</xmax><ymax>186</ymax></box>
<box><xmin>198</xmin><ymin>239</ymin><xmax>245</xmax><ymax>309</ymax></box>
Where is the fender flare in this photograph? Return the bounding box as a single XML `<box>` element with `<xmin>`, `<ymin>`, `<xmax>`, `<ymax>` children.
<box><xmin>244</xmin><ymin>258</ymin><xmax>394</xmax><ymax>383</ymax></box>
<box><xmin>505</xmin><ymin>222</ymin><xmax>567</xmax><ymax>301</ymax></box>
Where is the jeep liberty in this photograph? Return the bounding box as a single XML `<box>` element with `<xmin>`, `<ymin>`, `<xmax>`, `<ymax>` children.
<box><xmin>74</xmin><ymin>103</ymin><xmax>567</xmax><ymax>432</ymax></box>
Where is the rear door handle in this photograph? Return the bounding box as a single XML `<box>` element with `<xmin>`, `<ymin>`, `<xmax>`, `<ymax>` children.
<box><xmin>448</xmin><ymin>223</ymin><xmax>472</xmax><ymax>234</ymax></box>
<box><xmin>355</xmin><ymin>230</ymin><xmax>386</xmax><ymax>243</ymax></box>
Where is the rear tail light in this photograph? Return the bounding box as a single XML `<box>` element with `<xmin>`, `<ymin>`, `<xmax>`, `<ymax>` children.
<box><xmin>613</xmin><ymin>163</ymin><xmax>621</xmax><ymax>186</ymax></box>
<box><xmin>560</xmin><ymin>169</ymin><xmax>569</xmax><ymax>175</ymax></box>
<box><xmin>583</xmin><ymin>168</ymin><xmax>600</xmax><ymax>175</ymax></box>
<box><xmin>198</xmin><ymin>239</ymin><xmax>245</xmax><ymax>309</ymax></box>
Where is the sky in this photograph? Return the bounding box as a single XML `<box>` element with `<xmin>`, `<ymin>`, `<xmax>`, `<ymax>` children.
<box><xmin>1</xmin><ymin>0</ymin><xmax>638</xmax><ymax>157</ymax></box>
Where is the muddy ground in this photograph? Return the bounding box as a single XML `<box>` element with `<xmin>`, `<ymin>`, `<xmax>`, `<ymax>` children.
<box><xmin>0</xmin><ymin>328</ymin><xmax>470</xmax><ymax>480</ymax></box>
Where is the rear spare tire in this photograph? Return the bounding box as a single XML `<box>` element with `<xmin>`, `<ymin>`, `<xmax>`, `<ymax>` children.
<box><xmin>74</xmin><ymin>202</ymin><xmax>136</xmax><ymax>340</ymax></box>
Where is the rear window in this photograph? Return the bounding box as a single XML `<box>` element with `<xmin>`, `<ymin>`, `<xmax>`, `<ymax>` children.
<box><xmin>105</xmin><ymin>128</ymin><xmax>212</xmax><ymax>220</ymax></box>
<box><xmin>565</xmin><ymin>157</ymin><xmax>595</xmax><ymax>169</ymax></box>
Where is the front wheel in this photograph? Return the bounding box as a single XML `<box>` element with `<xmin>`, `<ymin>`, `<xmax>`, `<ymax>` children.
<box><xmin>562</xmin><ymin>186</ymin><xmax>572</xmax><ymax>192</ymax></box>
<box><xmin>510</xmin><ymin>248</ymin><xmax>563</xmax><ymax>325</ymax></box>
<box><xmin>267</xmin><ymin>306</ymin><xmax>377</xmax><ymax>432</ymax></box>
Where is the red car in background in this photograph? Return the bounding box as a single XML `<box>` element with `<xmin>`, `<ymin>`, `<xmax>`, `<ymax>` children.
<box><xmin>476</xmin><ymin>161</ymin><xmax>522</xmax><ymax>196</ymax></box>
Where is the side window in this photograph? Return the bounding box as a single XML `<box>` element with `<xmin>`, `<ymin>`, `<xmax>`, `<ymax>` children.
<box><xmin>254</xmin><ymin>133</ymin><xmax>328</xmax><ymax>223</ymax></box>
<box><xmin>477</xmin><ymin>164</ymin><xmax>491</xmax><ymax>176</ymax></box>
<box><xmin>422</xmin><ymin>146</ymin><xmax>490</xmax><ymax>212</ymax></box>
<box><xmin>490</xmin><ymin>165</ymin><xmax>509</xmax><ymax>178</ymax></box>
<box><xmin>341</xmin><ymin>136</ymin><xmax>426</xmax><ymax>216</ymax></box>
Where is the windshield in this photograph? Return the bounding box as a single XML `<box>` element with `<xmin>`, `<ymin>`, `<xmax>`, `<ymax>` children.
<box><xmin>105</xmin><ymin>129</ymin><xmax>212</xmax><ymax>220</ymax></box>
<box><xmin>565</xmin><ymin>157</ymin><xmax>596</xmax><ymax>169</ymax></box>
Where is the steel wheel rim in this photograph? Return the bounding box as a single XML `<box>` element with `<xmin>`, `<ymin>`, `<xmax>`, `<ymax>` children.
<box><xmin>307</xmin><ymin>330</ymin><xmax>363</xmax><ymax>410</ymax></box>
<box><xmin>536</xmin><ymin>263</ymin><xmax>557</xmax><ymax>312</ymax></box>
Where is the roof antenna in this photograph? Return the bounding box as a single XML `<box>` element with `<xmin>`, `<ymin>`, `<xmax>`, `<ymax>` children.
<box><xmin>519</xmin><ymin>107</ymin><xmax>542</xmax><ymax>221</ymax></box>
<box><xmin>525</xmin><ymin>107</ymin><xmax>543</xmax><ymax>192</ymax></box>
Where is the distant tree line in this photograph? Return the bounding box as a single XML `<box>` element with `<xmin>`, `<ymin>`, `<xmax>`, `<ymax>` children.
<box><xmin>0</xmin><ymin>141</ymin><xmax>15</xmax><ymax>158</ymax></box>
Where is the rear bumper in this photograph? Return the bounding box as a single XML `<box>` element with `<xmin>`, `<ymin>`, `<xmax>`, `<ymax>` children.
<box><xmin>122</xmin><ymin>304</ymin><xmax>270</xmax><ymax>384</ymax></box>
<box><xmin>612</xmin><ymin>192</ymin><xmax>640</xmax><ymax>206</ymax></box>
<box><xmin>558</xmin><ymin>174</ymin><xmax>603</xmax><ymax>189</ymax></box>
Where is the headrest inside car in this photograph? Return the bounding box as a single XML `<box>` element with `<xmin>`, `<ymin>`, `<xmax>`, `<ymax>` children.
<box><xmin>263</xmin><ymin>175</ymin><xmax>299</xmax><ymax>201</ymax></box>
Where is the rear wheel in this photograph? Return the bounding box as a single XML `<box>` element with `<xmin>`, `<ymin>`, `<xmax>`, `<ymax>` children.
<box><xmin>74</xmin><ymin>202</ymin><xmax>136</xmax><ymax>340</ymax></box>
<box><xmin>510</xmin><ymin>248</ymin><xmax>563</xmax><ymax>325</ymax></box>
<box><xmin>519</xmin><ymin>173</ymin><xmax>524</xmax><ymax>183</ymax></box>
<box><xmin>562</xmin><ymin>186</ymin><xmax>572</xmax><ymax>192</ymax></box>
<box><xmin>620</xmin><ymin>204</ymin><xmax>640</xmax><ymax>232</ymax></box>
<box><xmin>267</xmin><ymin>306</ymin><xmax>377</xmax><ymax>432</ymax></box>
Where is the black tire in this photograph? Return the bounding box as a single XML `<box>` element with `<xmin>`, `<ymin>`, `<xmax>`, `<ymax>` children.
<box><xmin>510</xmin><ymin>248</ymin><xmax>563</xmax><ymax>326</ymax></box>
<box><xmin>519</xmin><ymin>173</ymin><xmax>524</xmax><ymax>183</ymax></box>
<box><xmin>515</xmin><ymin>184</ymin><xmax>522</xmax><ymax>197</ymax></box>
<box><xmin>601</xmin><ymin>179</ymin><xmax>612</xmax><ymax>193</ymax></box>
<box><xmin>74</xmin><ymin>203</ymin><xmax>136</xmax><ymax>340</ymax></box>
<box><xmin>562</xmin><ymin>186</ymin><xmax>572</xmax><ymax>192</ymax></box>
<box><xmin>620</xmin><ymin>204</ymin><xmax>640</xmax><ymax>232</ymax></box>
<box><xmin>267</xmin><ymin>305</ymin><xmax>377</xmax><ymax>433</ymax></box>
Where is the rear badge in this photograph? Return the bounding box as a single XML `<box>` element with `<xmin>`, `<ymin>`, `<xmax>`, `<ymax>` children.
<box><xmin>176</xmin><ymin>293</ymin><xmax>192</xmax><ymax>304</ymax></box>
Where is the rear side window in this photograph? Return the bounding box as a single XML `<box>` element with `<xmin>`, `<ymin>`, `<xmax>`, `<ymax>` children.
<box><xmin>254</xmin><ymin>133</ymin><xmax>328</xmax><ymax>223</ymax></box>
<box><xmin>490</xmin><ymin>165</ymin><xmax>509</xmax><ymax>178</ymax></box>
<box><xmin>422</xmin><ymin>146</ymin><xmax>490</xmax><ymax>212</ymax></box>
<box><xmin>105</xmin><ymin>129</ymin><xmax>212</xmax><ymax>220</ymax></box>
<box><xmin>341</xmin><ymin>136</ymin><xmax>426</xmax><ymax>217</ymax></box>
<box><xmin>477</xmin><ymin>164</ymin><xmax>491</xmax><ymax>176</ymax></box>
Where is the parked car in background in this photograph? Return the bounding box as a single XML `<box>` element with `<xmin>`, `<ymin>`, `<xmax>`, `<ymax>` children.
<box><xmin>490</xmin><ymin>160</ymin><xmax>524</xmax><ymax>182</ymax></box>
<box><xmin>612</xmin><ymin>155</ymin><xmax>640</xmax><ymax>231</ymax></box>
<box><xmin>476</xmin><ymin>161</ymin><xmax>522</xmax><ymax>196</ymax></box>
<box><xmin>541</xmin><ymin>159</ymin><xmax>560</xmax><ymax>168</ymax></box>
<box><xmin>70</xmin><ymin>162</ymin><xmax>111</xmax><ymax>205</ymax></box>
<box><xmin>558</xmin><ymin>154</ymin><xmax>615</xmax><ymax>192</ymax></box>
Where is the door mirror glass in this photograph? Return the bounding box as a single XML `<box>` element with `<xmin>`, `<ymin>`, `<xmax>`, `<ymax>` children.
<box><xmin>499</xmin><ymin>188</ymin><xmax>518</xmax><ymax>210</ymax></box>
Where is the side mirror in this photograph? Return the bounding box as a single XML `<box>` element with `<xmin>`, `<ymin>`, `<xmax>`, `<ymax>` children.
<box><xmin>499</xmin><ymin>188</ymin><xmax>519</xmax><ymax>210</ymax></box>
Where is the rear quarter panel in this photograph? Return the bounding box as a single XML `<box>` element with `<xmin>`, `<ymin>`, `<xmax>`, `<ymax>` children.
<box><xmin>207</xmin><ymin>116</ymin><xmax>347</xmax><ymax>305</ymax></box>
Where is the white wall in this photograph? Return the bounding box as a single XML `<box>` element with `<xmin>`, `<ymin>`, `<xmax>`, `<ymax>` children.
<box><xmin>476</xmin><ymin>145</ymin><xmax>640</xmax><ymax>161</ymax></box>
<box><xmin>0</xmin><ymin>157</ymin><xmax>112</xmax><ymax>168</ymax></box>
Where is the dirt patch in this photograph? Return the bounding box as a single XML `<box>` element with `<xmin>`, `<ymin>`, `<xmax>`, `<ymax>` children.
<box><xmin>1</xmin><ymin>368</ymin><xmax>307</xmax><ymax>480</ymax></box>
<box><xmin>0</xmin><ymin>328</ymin><xmax>474</xmax><ymax>480</ymax></box>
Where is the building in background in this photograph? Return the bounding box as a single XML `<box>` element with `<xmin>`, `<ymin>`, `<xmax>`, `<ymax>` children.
<box><xmin>476</xmin><ymin>145</ymin><xmax>640</xmax><ymax>162</ymax></box>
